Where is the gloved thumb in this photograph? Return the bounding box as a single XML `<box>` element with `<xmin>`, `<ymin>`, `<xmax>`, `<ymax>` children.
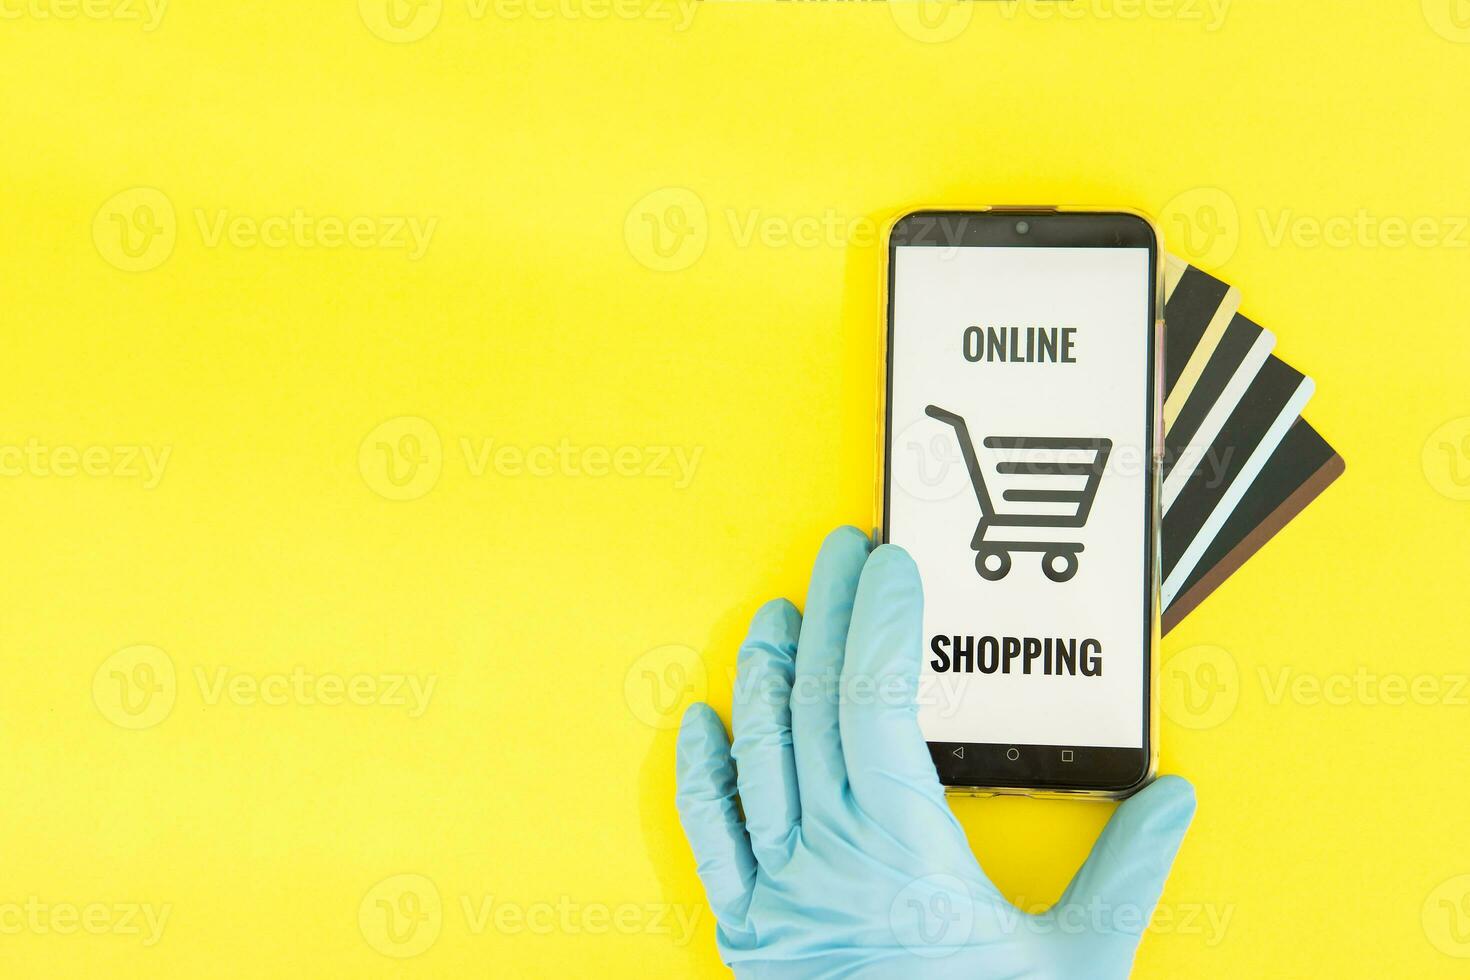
<box><xmin>1053</xmin><ymin>775</ymin><xmax>1197</xmax><ymax>933</ymax></box>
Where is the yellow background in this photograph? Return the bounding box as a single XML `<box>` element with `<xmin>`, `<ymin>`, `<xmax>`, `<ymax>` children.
<box><xmin>3</xmin><ymin>2</ymin><xmax>1469</xmax><ymax>976</ymax></box>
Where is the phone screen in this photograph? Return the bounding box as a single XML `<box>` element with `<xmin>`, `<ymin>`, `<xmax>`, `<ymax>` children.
<box><xmin>884</xmin><ymin>211</ymin><xmax>1158</xmax><ymax>790</ymax></box>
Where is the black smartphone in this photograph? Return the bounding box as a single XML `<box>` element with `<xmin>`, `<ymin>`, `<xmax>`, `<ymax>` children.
<box><xmin>880</xmin><ymin>207</ymin><xmax>1162</xmax><ymax>798</ymax></box>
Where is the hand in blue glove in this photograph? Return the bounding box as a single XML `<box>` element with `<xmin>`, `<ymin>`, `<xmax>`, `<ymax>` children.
<box><xmin>676</xmin><ymin>526</ymin><xmax>1195</xmax><ymax>979</ymax></box>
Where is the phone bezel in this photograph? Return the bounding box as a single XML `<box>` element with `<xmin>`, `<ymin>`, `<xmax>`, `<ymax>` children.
<box><xmin>880</xmin><ymin>207</ymin><xmax>1162</xmax><ymax>798</ymax></box>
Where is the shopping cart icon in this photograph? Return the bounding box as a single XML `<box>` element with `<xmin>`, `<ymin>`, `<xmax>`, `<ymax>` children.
<box><xmin>925</xmin><ymin>405</ymin><xmax>1111</xmax><ymax>583</ymax></box>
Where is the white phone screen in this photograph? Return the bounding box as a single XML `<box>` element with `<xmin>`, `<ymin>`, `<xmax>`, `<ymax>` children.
<box><xmin>888</xmin><ymin>244</ymin><xmax>1153</xmax><ymax>750</ymax></box>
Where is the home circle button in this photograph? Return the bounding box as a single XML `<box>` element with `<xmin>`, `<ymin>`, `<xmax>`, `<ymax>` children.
<box><xmin>1005</xmin><ymin>747</ymin><xmax>1020</xmax><ymax>761</ymax></box>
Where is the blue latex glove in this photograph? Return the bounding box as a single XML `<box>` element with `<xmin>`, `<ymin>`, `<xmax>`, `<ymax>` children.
<box><xmin>676</xmin><ymin>526</ymin><xmax>1196</xmax><ymax>979</ymax></box>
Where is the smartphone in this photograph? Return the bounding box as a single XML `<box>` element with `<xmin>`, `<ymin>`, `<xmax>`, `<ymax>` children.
<box><xmin>880</xmin><ymin>207</ymin><xmax>1163</xmax><ymax>798</ymax></box>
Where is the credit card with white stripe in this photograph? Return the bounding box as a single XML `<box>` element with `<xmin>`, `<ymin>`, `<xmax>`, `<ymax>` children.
<box><xmin>1161</xmin><ymin>356</ymin><xmax>1315</xmax><ymax>607</ymax></box>
<box><xmin>1163</xmin><ymin>417</ymin><xmax>1343</xmax><ymax>632</ymax></box>
<box><xmin>1162</xmin><ymin>312</ymin><xmax>1276</xmax><ymax>506</ymax></box>
<box><xmin>1162</xmin><ymin>255</ymin><xmax>1240</xmax><ymax>415</ymax></box>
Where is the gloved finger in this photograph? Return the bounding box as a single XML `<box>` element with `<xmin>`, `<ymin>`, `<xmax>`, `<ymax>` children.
<box><xmin>792</xmin><ymin>526</ymin><xmax>871</xmax><ymax>824</ymax></box>
<box><xmin>1055</xmin><ymin>775</ymin><xmax>1197</xmax><ymax>930</ymax></box>
<box><xmin>731</xmin><ymin>598</ymin><xmax>802</xmax><ymax>869</ymax></box>
<box><xmin>839</xmin><ymin>545</ymin><xmax>957</xmax><ymax>842</ymax></box>
<box><xmin>675</xmin><ymin>703</ymin><xmax>756</xmax><ymax>927</ymax></box>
